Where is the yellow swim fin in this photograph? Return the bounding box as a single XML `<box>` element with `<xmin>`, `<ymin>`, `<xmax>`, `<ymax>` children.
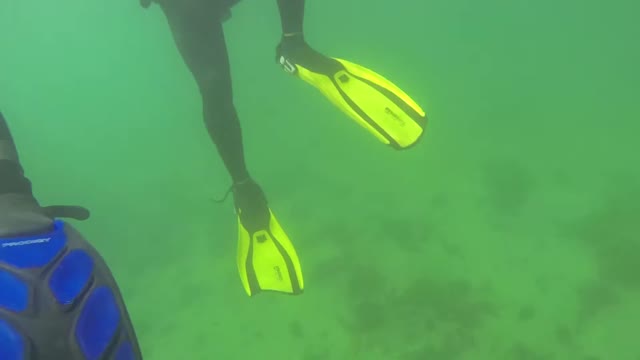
<box><xmin>279</xmin><ymin>46</ymin><xmax>427</xmax><ymax>149</ymax></box>
<box><xmin>236</xmin><ymin>208</ymin><xmax>304</xmax><ymax>296</ymax></box>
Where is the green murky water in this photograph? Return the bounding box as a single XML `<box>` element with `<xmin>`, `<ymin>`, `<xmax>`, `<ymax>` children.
<box><xmin>1</xmin><ymin>0</ymin><xmax>639</xmax><ymax>358</ymax></box>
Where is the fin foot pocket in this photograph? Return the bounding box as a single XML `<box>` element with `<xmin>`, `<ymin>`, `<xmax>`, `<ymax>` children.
<box><xmin>0</xmin><ymin>319</ymin><xmax>26</xmax><ymax>360</ymax></box>
<box><xmin>75</xmin><ymin>286</ymin><xmax>121</xmax><ymax>360</ymax></box>
<box><xmin>0</xmin><ymin>270</ymin><xmax>29</xmax><ymax>313</ymax></box>
<box><xmin>0</xmin><ymin>220</ymin><xmax>68</xmax><ymax>269</ymax></box>
<box><xmin>237</xmin><ymin>210</ymin><xmax>304</xmax><ymax>296</ymax></box>
<box><xmin>48</xmin><ymin>249</ymin><xmax>94</xmax><ymax>307</ymax></box>
<box><xmin>114</xmin><ymin>340</ymin><xmax>136</xmax><ymax>360</ymax></box>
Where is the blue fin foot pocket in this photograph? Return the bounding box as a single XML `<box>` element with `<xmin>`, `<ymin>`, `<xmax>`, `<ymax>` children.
<box><xmin>48</xmin><ymin>249</ymin><xmax>95</xmax><ymax>310</ymax></box>
<box><xmin>0</xmin><ymin>319</ymin><xmax>29</xmax><ymax>360</ymax></box>
<box><xmin>0</xmin><ymin>270</ymin><xmax>30</xmax><ymax>314</ymax></box>
<box><xmin>113</xmin><ymin>338</ymin><xmax>136</xmax><ymax>360</ymax></box>
<box><xmin>75</xmin><ymin>286</ymin><xmax>121</xmax><ymax>360</ymax></box>
<box><xmin>0</xmin><ymin>220</ymin><xmax>68</xmax><ymax>270</ymax></box>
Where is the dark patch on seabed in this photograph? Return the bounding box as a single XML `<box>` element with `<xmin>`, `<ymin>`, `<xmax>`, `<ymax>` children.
<box><xmin>558</xmin><ymin>174</ymin><xmax>640</xmax><ymax>329</ymax></box>
<box><xmin>540</xmin><ymin>173</ymin><xmax>640</xmax><ymax>360</ymax></box>
<box><xmin>575</xmin><ymin>281</ymin><xmax>620</xmax><ymax>327</ymax></box>
<box><xmin>484</xmin><ymin>158</ymin><xmax>536</xmax><ymax>218</ymax></box>
<box><xmin>301</xmin><ymin>337</ymin><xmax>332</xmax><ymax>360</ymax></box>
<box><xmin>555</xmin><ymin>323</ymin><xmax>580</xmax><ymax>346</ymax></box>
<box><xmin>568</xmin><ymin>174</ymin><xmax>640</xmax><ymax>288</ymax></box>
<box><xmin>516</xmin><ymin>304</ymin><xmax>537</xmax><ymax>322</ymax></box>
<box><xmin>339</xmin><ymin>265</ymin><xmax>497</xmax><ymax>359</ymax></box>
<box><xmin>289</xmin><ymin>320</ymin><xmax>304</xmax><ymax>339</ymax></box>
<box><xmin>507</xmin><ymin>343</ymin><xmax>555</xmax><ymax>360</ymax></box>
<box><xmin>372</xmin><ymin>213</ymin><xmax>437</xmax><ymax>254</ymax></box>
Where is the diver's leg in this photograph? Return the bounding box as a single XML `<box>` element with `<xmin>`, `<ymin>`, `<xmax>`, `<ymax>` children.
<box><xmin>1</xmin><ymin>114</ymin><xmax>50</xmax><ymax>236</ymax></box>
<box><xmin>0</xmin><ymin>113</ymin><xmax>143</xmax><ymax>359</ymax></box>
<box><xmin>157</xmin><ymin>2</ymin><xmax>249</xmax><ymax>184</ymax></box>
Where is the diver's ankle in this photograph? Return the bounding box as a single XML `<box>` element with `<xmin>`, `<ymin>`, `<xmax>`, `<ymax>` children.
<box><xmin>233</xmin><ymin>177</ymin><xmax>252</xmax><ymax>186</ymax></box>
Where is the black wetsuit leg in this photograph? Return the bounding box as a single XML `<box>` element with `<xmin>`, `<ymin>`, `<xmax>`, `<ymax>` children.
<box><xmin>277</xmin><ymin>0</ymin><xmax>305</xmax><ymax>34</ymax></box>
<box><xmin>157</xmin><ymin>1</ymin><xmax>249</xmax><ymax>183</ymax></box>
<box><xmin>0</xmin><ymin>161</ymin><xmax>31</xmax><ymax>197</ymax></box>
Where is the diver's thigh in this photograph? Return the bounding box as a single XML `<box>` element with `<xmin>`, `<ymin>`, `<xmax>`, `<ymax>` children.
<box><xmin>158</xmin><ymin>1</ymin><xmax>232</xmax><ymax>91</ymax></box>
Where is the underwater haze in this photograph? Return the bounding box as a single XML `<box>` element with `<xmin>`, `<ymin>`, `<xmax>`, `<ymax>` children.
<box><xmin>1</xmin><ymin>0</ymin><xmax>639</xmax><ymax>359</ymax></box>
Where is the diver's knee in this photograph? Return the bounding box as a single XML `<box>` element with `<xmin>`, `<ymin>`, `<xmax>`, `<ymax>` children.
<box><xmin>196</xmin><ymin>68</ymin><xmax>227</xmax><ymax>94</ymax></box>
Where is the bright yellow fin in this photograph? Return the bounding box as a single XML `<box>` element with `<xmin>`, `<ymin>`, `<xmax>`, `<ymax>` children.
<box><xmin>237</xmin><ymin>209</ymin><xmax>304</xmax><ymax>296</ymax></box>
<box><xmin>294</xmin><ymin>57</ymin><xmax>427</xmax><ymax>149</ymax></box>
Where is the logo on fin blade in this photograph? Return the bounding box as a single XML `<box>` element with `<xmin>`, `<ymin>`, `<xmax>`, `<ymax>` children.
<box><xmin>274</xmin><ymin>266</ymin><xmax>283</xmax><ymax>281</ymax></box>
<box><xmin>1</xmin><ymin>237</ymin><xmax>51</xmax><ymax>248</ymax></box>
<box><xmin>385</xmin><ymin>107</ymin><xmax>405</xmax><ymax>126</ymax></box>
